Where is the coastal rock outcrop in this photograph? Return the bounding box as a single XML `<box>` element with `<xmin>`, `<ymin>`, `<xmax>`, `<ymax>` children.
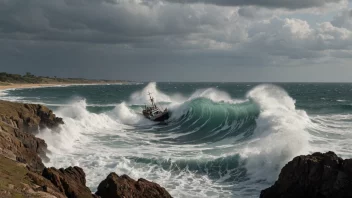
<box><xmin>96</xmin><ymin>172</ymin><xmax>173</xmax><ymax>198</ymax></box>
<box><xmin>0</xmin><ymin>100</ymin><xmax>63</xmax><ymax>171</ymax></box>
<box><xmin>0</xmin><ymin>100</ymin><xmax>64</xmax><ymax>133</ymax></box>
<box><xmin>42</xmin><ymin>166</ymin><xmax>94</xmax><ymax>198</ymax></box>
<box><xmin>260</xmin><ymin>151</ymin><xmax>352</xmax><ymax>198</ymax></box>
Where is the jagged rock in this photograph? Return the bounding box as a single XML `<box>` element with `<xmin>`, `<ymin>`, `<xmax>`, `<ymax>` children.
<box><xmin>42</xmin><ymin>166</ymin><xmax>94</xmax><ymax>198</ymax></box>
<box><xmin>0</xmin><ymin>128</ymin><xmax>45</xmax><ymax>171</ymax></box>
<box><xmin>0</xmin><ymin>100</ymin><xmax>64</xmax><ymax>134</ymax></box>
<box><xmin>260</xmin><ymin>151</ymin><xmax>352</xmax><ymax>198</ymax></box>
<box><xmin>14</xmin><ymin>129</ymin><xmax>49</xmax><ymax>161</ymax></box>
<box><xmin>96</xmin><ymin>172</ymin><xmax>172</xmax><ymax>198</ymax></box>
<box><xmin>26</xmin><ymin>171</ymin><xmax>67</xmax><ymax>198</ymax></box>
<box><xmin>0</xmin><ymin>100</ymin><xmax>63</xmax><ymax>171</ymax></box>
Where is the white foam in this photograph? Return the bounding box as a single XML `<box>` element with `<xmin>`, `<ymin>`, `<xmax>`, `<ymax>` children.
<box><xmin>307</xmin><ymin>114</ymin><xmax>352</xmax><ymax>158</ymax></box>
<box><xmin>0</xmin><ymin>89</ymin><xmax>26</xmax><ymax>102</ymax></box>
<box><xmin>241</xmin><ymin>84</ymin><xmax>311</xmax><ymax>182</ymax></box>
<box><xmin>37</xmin><ymin>99</ymin><xmax>121</xmax><ymax>153</ymax></box>
<box><xmin>129</xmin><ymin>82</ymin><xmax>174</xmax><ymax>104</ymax></box>
<box><xmin>109</xmin><ymin>102</ymin><xmax>152</xmax><ymax>125</ymax></box>
<box><xmin>189</xmin><ymin>88</ymin><xmax>246</xmax><ymax>104</ymax></box>
<box><xmin>0</xmin><ymin>90</ymin><xmax>8</xmax><ymax>96</ymax></box>
<box><xmin>337</xmin><ymin>99</ymin><xmax>347</xmax><ymax>102</ymax></box>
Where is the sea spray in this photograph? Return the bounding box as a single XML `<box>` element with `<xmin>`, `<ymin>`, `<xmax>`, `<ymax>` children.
<box><xmin>37</xmin><ymin>99</ymin><xmax>119</xmax><ymax>153</ymax></box>
<box><xmin>109</xmin><ymin>102</ymin><xmax>151</xmax><ymax>125</ymax></box>
<box><xmin>188</xmin><ymin>87</ymin><xmax>247</xmax><ymax>104</ymax></box>
<box><xmin>243</xmin><ymin>84</ymin><xmax>311</xmax><ymax>182</ymax></box>
<box><xmin>130</xmin><ymin>82</ymin><xmax>176</xmax><ymax>104</ymax></box>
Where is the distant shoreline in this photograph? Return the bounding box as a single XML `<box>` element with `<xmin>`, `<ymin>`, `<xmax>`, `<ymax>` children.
<box><xmin>0</xmin><ymin>82</ymin><xmax>126</xmax><ymax>91</ymax></box>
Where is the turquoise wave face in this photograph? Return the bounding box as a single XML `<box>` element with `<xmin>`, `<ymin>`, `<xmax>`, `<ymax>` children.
<box><xmin>140</xmin><ymin>98</ymin><xmax>260</xmax><ymax>144</ymax></box>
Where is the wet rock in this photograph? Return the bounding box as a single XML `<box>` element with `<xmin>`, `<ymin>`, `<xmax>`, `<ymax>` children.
<box><xmin>96</xmin><ymin>172</ymin><xmax>172</xmax><ymax>198</ymax></box>
<box><xmin>260</xmin><ymin>151</ymin><xmax>352</xmax><ymax>198</ymax></box>
<box><xmin>36</xmin><ymin>105</ymin><xmax>64</xmax><ymax>129</ymax></box>
<box><xmin>42</xmin><ymin>166</ymin><xmax>94</xmax><ymax>198</ymax></box>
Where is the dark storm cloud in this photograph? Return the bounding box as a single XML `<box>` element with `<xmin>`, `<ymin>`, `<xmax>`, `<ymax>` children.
<box><xmin>0</xmin><ymin>0</ymin><xmax>208</xmax><ymax>45</ymax></box>
<box><xmin>0</xmin><ymin>39</ymin><xmax>280</xmax><ymax>82</ymax></box>
<box><xmin>0</xmin><ymin>0</ymin><xmax>344</xmax><ymax>46</ymax></box>
<box><xmin>164</xmin><ymin>0</ymin><xmax>342</xmax><ymax>9</ymax></box>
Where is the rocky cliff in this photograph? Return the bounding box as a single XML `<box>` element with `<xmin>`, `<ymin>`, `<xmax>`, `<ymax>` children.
<box><xmin>0</xmin><ymin>100</ymin><xmax>172</xmax><ymax>198</ymax></box>
<box><xmin>260</xmin><ymin>151</ymin><xmax>352</xmax><ymax>198</ymax></box>
<box><xmin>0</xmin><ymin>100</ymin><xmax>63</xmax><ymax>171</ymax></box>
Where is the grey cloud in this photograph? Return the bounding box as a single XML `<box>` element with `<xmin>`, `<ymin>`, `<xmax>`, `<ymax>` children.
<box><xmin>238</xmin><ymin>17</ymin><xmax>352</xmax><ymax>63</ymax></box>
<box><xmin>0</xmin><ymin>0</ymin><xmax>352</xmax><ymax>79</ymax></box>
<box><xmin>237</xmin><ymin>7</ymin><xmax>272</xmax><ymax>19</ymax></box>
<box><xmin>164</xmin><ymin>0</ymin><xmax>342</xmax><ymax>9</ymax></box>
<box><xmin>0</xmin><ymin>0</ymin><xmax>210</xmax><ymax>44</ymax></box>
<box><xmin>331</xmin><ymin>9</ymin><xmax>352</xmax><ymax>30</ymax></box>
<box><xmin>0</xmin><ymin>0</ymin><xmax>246</xmax><ymax>52</ymax></box>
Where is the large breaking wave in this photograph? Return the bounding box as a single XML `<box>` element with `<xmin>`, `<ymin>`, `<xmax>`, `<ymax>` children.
<box><xmin>34</xmin><ymin>82</ymin><xmax>314</xmax><ymax>197</ymax></box>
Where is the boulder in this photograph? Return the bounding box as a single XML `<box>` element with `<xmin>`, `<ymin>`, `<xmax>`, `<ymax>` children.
<box><xmin>260</xmin><ymin>151</ymin><xmax>352</xmax><ymax>198</ymax></box>
<box><xmin>42</xmin><ymin>166</ymin><xmax>94</xmax><ymax>198</ymax></box>
<box><xmin>96</xmin><ymin>173</ymin><xmax>172</xmax><ymax>198</ymax></box>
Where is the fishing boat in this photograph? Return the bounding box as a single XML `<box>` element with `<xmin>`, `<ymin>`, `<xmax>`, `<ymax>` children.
<box><xmin>142</xmin><ymin>92</ymin><xmax>169</xmax><ymax>122</ymax></box>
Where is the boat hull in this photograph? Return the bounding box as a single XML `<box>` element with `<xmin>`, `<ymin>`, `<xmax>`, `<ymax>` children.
<box><xmin>143</xmin><ymin>110</ymin><xmax>169</xmax><ymax>122</ymax></box>
<box><xmin>150</xmin><ymin>111</ymin><xmax>170</xmax><ymax>122</ymax></box>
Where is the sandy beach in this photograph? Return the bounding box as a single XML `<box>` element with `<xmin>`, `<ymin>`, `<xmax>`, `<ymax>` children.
<box><xmin>0</xmin><ymin>82</ymin><xmax>124</xmax><ymax>91</ymax></box>
<box><xmin>0</xmin><ymin>83</ymin><xmax>61</xmax><ymax>91</ymax></box>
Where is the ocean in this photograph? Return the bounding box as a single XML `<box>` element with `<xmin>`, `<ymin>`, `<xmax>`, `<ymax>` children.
<box><xmin>1</xmin><ymin>82</ymin><xmax>352</xmax><ymax>197</ymax></box>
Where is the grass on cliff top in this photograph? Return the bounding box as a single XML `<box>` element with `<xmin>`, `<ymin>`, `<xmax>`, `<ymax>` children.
<box><xmin>0</xmin><ymin>82</ymin><xmax>10</xmax><ymax>86</ymax></box>
<box><xmin>0</xmin><ymin>156</ymin><xmax>30</xmax><ymax>198</ymax></box>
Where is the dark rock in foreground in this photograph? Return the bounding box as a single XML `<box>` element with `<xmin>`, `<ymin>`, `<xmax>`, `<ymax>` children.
<box><xmin>42</xmin><ymin>166</ymin><xmax>94</xmax><ymax>198</ymax></box>
<box><xmin>260</xmin><ymin>151</ymin><xmax>352</xmax><ymax>198</ymax></box>
<box><xmin>96</xmin><ymin>172</ymin><xmax>173</xmax><ymax>198</ymax></box>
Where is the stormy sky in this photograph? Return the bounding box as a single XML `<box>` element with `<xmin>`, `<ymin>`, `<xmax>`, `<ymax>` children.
<box><xmin>0</xmin><ymin>0</ymin><xmax>352</xmax><ymax>82</ymax></box>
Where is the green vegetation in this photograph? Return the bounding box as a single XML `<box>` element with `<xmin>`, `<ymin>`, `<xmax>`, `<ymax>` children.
<box><xmin>0</xmin><ymin>72</ymin><xmax>43</xmax><ymax>83</ymax></box>
<box><xmin>0</xmin><ymin>72</ymin><xmax>124</xmax><ymax>84</ymax></box>
<box><xmin>0</xmin><ymin>156</ymin><xmax>29</xmax><ymax>198</ymax></box>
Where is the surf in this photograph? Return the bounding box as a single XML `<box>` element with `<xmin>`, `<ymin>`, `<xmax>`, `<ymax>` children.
<box><xmin>4</xmin><ymin>82</ymin><xmax>347</xmax><ymax>197</ymax></box>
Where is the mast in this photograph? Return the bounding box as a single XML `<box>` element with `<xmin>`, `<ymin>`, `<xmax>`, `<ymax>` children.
<box><xmin>148</xmin><ymin>92</ymin><xmax>155</xmax><ymax>107</ymax></box>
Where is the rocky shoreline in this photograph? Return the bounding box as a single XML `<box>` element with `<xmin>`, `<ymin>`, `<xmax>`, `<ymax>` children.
<box><xmin>0</xmin><ymin>100</ymin><xmax>172</xmax><ymax>198</ymax></box>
